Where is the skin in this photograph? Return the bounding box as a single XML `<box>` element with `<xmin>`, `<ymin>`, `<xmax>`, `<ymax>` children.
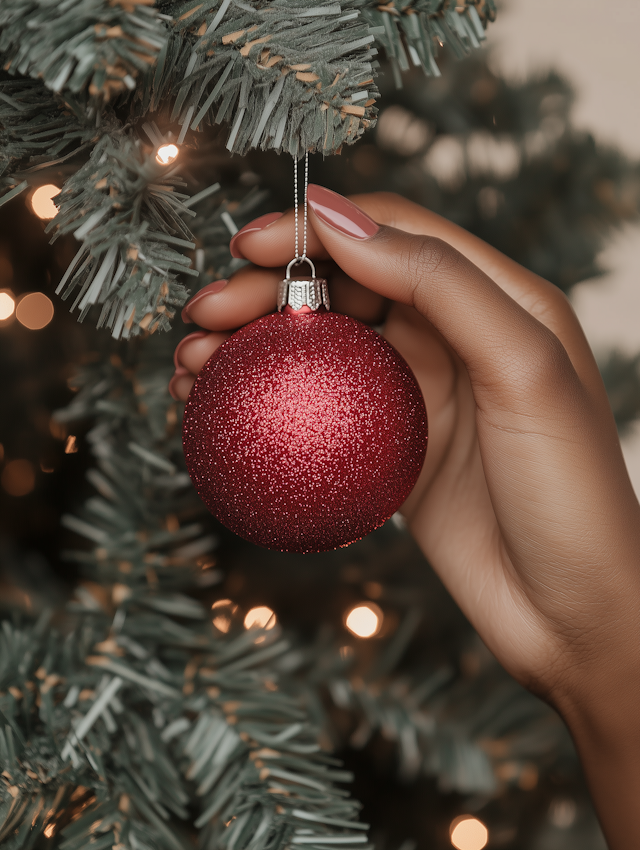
<box><xmin>173</xmin><ymin>192</ymin><xmax>640</xmax><ymax>847</ymax></box>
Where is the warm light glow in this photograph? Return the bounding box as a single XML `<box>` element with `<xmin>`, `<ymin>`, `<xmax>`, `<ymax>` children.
<box><xmin>549</xmin><ymin>798</ymin><xmax>577</xmax><ymax>828</ymax></box>
<box><xmin>364</xmin><ymin>581</ymin><xmax>383</xmax><ymax>599</ymax></box>
<box><xmin>212</xmin><ymin>598</ymin><xmax>237</xmax><ymax>633</ymax></box>
<box><xmin>16</xmin><ymin>292</ymin><xmax>54</xmax><ymax>330</ymax></box>
<box><xmin>1</xmin><ymin>459</ymin><xmax>36</xmax><ymax>497</ymax></box>
<box><xmin>450</xmin><ymin>816</ymin><xmax>489</xmax><ymax>850</ymax></box>
<box><xmin>65</xmin><ymin>435</ymin><xmax>78</xmax><ymax>454</ymax></box>
<box><xmin>49</xmin><ymin>418</ymin><xmax>67</xmax><ymax>440</ymax></box>
<box><xmin>31</xmin><ymin>184</ymin><xmax>59</xmax><ymax>220</ymax></box>
<box><xmin>156</xmin><ymin>143</ymin><xmax>179</xmax><ymax>165</ymax></box>
<box><xmin>345</xmin><ymin>603</ymin><xmax>382</xmax><ymax>638</ymax></box>
<box><xmin>0</xmin><ymin>291</ymin><xmax>15</xmax><ymax>321</ymax></box>
<box><xmin>44</xmin><ymin>824</ymin><xmax>55</xmax><ymax>838</ymax></box>
<box><xmin>244</xmin><ymin>606</ymin><xmax>277</xmax><ymax>630</ymax></box>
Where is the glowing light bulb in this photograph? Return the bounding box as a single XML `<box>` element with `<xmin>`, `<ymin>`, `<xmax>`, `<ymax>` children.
<box><xmin>345</xmin><ymin>603</ymin><xmax>382</xmax><ymax>638</ymax></box>
<box><xmin>244</xmin><ymin>606</ymin><xmax>277</xmax><ymax>630</ymax></box>
<box><xmin>30</xmin><ymin>184</ymin><xmax>59</xmax><ymax>220</ymax></box>
<box><xmin>450</xmin><ymin>816</ymin><xmax>489</xmax><ymax>850</ymax></box>
<box><xmin>1</xmin><ymin>459</ymin><xmax>36</xmax><ymax>497</ymax></box>
<box><xmin>156</xmin><ymin>144</ymin><xmax>179</xmax><ymax>165</ymax></box>
<box><xmin>16</xmin><ymin>292</ymin><xmax>54</xmax><ymax>330</ymax></box>
<box><xmin>212</xmin><ymin>598</ymin><xmax>238</xmax><ymax>633</ymax></box>
<box><xmin>0</xmin><ymin>291</ymin><xmax>15</xmax><ymax>321</ymax></box>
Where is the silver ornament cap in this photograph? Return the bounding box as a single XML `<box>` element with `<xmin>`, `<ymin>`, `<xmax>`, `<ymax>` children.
<box><xmin>277</xmin><ymin>257</ymin><xmax>330</xmax><ymax>312</ymax></box>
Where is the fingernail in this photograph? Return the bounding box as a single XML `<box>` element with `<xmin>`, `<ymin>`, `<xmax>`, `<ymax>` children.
<box><xmin>307</xmin><ymin>185</ymin><xmax>378</xmax><ymax>239</ymax></box>
<box><xmin>230</xmin><ymin>211</ymin><xmax>284</xmax><ymax>258</ymax></box>
<box><xmin>174</xmin><ymin>331</ymin><xmax>209</xmax><ymax>369</ymax></box>
<box><xmin>182</xmin><ymin>279</ymin><xmax>228</xmax><ymax>323</ymax></box>
<box><xmin>169</xmin><ymin>368</ymin><xmax>190</xmax><ymax>400</ymax></box>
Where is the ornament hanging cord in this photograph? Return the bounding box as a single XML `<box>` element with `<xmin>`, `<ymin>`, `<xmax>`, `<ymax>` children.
<box><xmin>289</xmin><ymin>152</ymin><xmax>316</xmax><ymax>279</ymax></box>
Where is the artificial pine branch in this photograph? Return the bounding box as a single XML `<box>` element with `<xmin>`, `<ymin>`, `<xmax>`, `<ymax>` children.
<box><xmin>138</xmin><ymin>0</ymin><xmax>380</xmax><ymax>157</ymax></box>
<box><xmin>0</xmin><ymin>78</ymin><xmax>97</xmax><ymax>182</ymax></box>
<box><xmin>0</xmin><ymin>0</ymin><xmax>499</xmax><ymax>338</ymax></box>
<box><xmin>0</xmin><ymin>0</ymin><xmax>166</xmax><ymax>104</ymax></box>
<box><xmin>47</xmin><ymin>132</ymin><xmax>197</xmax><ymax>338</ymax></box>
<box><xmin>362</xmin><ymin>0</ymin><xmax>496</xmax><ymax>86</ymax></box>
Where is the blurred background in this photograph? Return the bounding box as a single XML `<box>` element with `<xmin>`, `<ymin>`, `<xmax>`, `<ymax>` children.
<box><xmin>490</xmin><ymin>0</ymin><xmax>640</xmax><ymax>491</ymax></box>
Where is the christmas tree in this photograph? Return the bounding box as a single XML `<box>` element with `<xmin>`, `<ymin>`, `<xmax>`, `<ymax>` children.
<box><xmin>0</xmin><ymin>2</ymin><xmax>639</xmax><ymax>849</ymax></box>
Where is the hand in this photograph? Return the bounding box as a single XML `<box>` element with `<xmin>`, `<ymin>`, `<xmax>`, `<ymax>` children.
<box><xmin>173</xmin><ymin>188</ymin><xmax>640</xmax><ymax>847</ymax></box>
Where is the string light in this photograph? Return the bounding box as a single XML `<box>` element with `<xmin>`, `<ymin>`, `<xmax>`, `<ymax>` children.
<box><xmin>244</xmin><ymin>606</ymin><xmax>277</xmax><ymax>630</ymax></box>
<box><xmin>16</xmin><ymin>292</ymin><xmax>54</xmax><ymax>330</ymax></box>
<box><xmin>0</xmin><ymin>290</ymin><xmax>15</xmax><ymax>321</ymax></box>
<box><xmin>30</xmin><ymin>184</ymin><xmax>59</xmax><ymax>220</ymax></box>
<box><xmin>345</xmin><ymin>603</ymin><xmax>383</xmax><ymax>638</ymax></box>
<box><xmin>1</xmin><ymin>459</ymin><xmax>36</xmax><ymax>497</ymax></box>
<box><xmin>156</xmin><ymin>143</ymin><xmax>179</xmax><ymax>165</ymax></box>
<box><xmin>450</xmin><ymin>816</ymin><xmax>489</xmax><ymax>850</ymax></box>
<box><xmin>212</xmin><ymin>598</ymin><xmax>238</xmax><ymax>634</ymax></box>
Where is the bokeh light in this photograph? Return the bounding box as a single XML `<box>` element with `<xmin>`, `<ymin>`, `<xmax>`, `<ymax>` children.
<box><xmin>450</xmin><ymin>816</ymin><xmax>489</xmax><ymax>850</ymax></box>
<box><xmin>244</xmin><ymin>606</ymin><xmax>277</xmax><ymax>630</ymax></box>
<box><xmin>156</xmin><ymin>143</ymin><xmax>179</xmax><ymax>165</ymax></box>
<box><xmin>549</xmin><ymin>798</ymin><xmax>577</xmax><ymax>828</ymax></box>
<box><xmin>65</xmin><ymin>436</ymin><xmax>78</xmax><ymax>454</ymax></box>
<box><xmin>0</xmin><ymin>291</ymin><xmax>15</xmax><ymax>321</ymax></box>
<box><xmin>212</xmin><ymin>598</ymin><xmax>238</xmax><ymax>633</ymax></box>
<box><xmin>30</xmin><ymin>184</ymin><xmax>59</xmax><ymax>220</ymax></box>
<box><xmin>1</xmin><ymin>459</ymin><xmax>36</xmax><ymax>497</ymax></box>
<box><xmin>16</xmin><ymin>292</ymin><xmax>54</xmax><ymax>330</ymax></box>
<box><xmin>345</xmin><ymin>603</ymin><xmax>383</xmax><ymax>638</ymax></box>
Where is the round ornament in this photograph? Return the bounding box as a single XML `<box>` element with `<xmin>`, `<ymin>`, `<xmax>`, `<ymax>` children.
<box><xmin>182</xmin><ymin>269</ymin><xmax>428</xmax><ymax>553</ymax></box>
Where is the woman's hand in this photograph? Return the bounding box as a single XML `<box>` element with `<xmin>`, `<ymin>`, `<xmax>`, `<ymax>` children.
<box><xmin>173</xmin><ymin>188</ymin><xmax>640</xmax><ymax>848</ymax></box>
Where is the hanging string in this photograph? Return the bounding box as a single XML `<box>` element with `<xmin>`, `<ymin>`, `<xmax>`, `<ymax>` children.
<box><xmin>293</xmin><ymin>151</ymin><xmax>309</xmax><ymax>264</ymax></box>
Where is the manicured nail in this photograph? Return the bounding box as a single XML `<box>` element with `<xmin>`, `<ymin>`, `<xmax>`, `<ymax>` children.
<box><xmin>182</xmin><ymin>279</ymin><xmax>228</xmax><ymax>323</ymax></box>
<box><xmin>169</xmin><ymin>368</ymin><xmax>190</xmax><ymax>400</ymax></box>
<box><xmin>174</xmin><ymin>331</ymin><xmax>209</xmax><ymax>369</ymax></box>
<box><xmin>307</xmin><ymin>185</ymin><xmax>378</xmax><ymax>239</ymax></box>
<box><xmin>230</xmin><ymin>211</ymin><xmax>284</xmax><ymax>258</ymax></box>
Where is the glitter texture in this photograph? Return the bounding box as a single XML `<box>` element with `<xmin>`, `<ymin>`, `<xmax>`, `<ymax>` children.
<box><xmin>182</xmin><ymin>311</ymin><xmax>428</xmax><ymax>553</ymax></box>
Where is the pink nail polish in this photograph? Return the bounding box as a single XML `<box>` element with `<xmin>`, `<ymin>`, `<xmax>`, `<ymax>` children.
<box><xmin>230</xmin><ymin>211</ymin><xmax>284</xmax><ymax>258</ymax></box>
<box><xmin>307</xmin><ymin>185</ymin><xmax>378</xmax><ymax>239</ymax></box>
<box><xmin>174</xmin><ymin>331</ymin><xmax>209</xmax><ymax>369</ymax></box>
<box><xmin>182</xmin><ymin>279</ymin><xmax>228</xmax><ymax>323</ymax></box>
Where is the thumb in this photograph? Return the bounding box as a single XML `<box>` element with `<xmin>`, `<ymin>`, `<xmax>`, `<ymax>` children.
<box><xmin>306</xmin><ymin>185</ymin><xmax>578</xmax><ymax>416</ymax></box>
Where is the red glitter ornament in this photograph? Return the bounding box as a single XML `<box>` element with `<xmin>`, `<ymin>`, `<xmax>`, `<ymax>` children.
<box><xmin>182</xmin><ymin>274</ymin><xmax>427</xmax><ymax>553</ymax></box>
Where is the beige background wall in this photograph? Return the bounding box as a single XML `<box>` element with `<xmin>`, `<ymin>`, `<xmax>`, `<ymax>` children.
<box><xmin>489</xmin><ymin>0</ymin><xmax>640</xmax><ymax>495</ymax></box>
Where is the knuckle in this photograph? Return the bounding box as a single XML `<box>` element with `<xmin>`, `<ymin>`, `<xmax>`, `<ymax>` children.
<box><xmin>401</xmin><ymin>235</ymin><xmax>458</xmax><ymax>306</ymax></box>
<box><xmin>527</xmin><ymin>279</ymin><xmax>580</xmax><ymax>330</ymax></box>
<box><xmin>509</xmin><ymin>325</ymin><xmax>574</xmax><ymax>392</ymax></box>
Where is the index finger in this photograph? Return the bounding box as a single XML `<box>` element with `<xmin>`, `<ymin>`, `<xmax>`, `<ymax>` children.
<box><xmin>233</xmin><ymin>191</ymin><xmax>605</xmax><ymax>403</ymax></box>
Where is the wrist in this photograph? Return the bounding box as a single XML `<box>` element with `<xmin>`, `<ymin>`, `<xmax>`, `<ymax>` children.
<box><xmin>551</xmin><ymin>650</ymin><xmax>640</xmax><ymax>850</ymax></box>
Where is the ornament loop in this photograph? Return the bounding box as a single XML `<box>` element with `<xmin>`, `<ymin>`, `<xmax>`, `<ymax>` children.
<box><xmin>286</xmin><ymin>256</ymin><xmax>317</xmax><ymax>280</ymax></box>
